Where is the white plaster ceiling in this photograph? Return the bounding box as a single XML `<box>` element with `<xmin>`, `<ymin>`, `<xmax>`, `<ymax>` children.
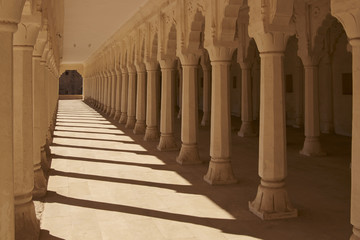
<box><xmin>62</xmin><ymin>0</ymin><xmax>148</xmax><ymax>64</ymax></box>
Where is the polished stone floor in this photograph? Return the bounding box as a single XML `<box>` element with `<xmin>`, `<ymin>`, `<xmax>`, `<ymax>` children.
<box><xmin>39</xmin><ymin>99</ymin><xmax>352</xmax><ymax>240</ymax></box>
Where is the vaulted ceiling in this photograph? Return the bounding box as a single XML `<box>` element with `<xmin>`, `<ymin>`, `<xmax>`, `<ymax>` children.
<box><xmin>62</xmin><ymin>0</ymin><xmax>148</xmax><ymax>64</ymax></box>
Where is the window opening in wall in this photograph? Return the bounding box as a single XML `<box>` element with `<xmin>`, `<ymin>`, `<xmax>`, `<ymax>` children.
<box><xmin>233</xmin><ymin>76</ymin><xmax>237</xmax><ymax>89</ymax></box>
<box><xmin>342</xmin><ymin>73</ymin><xmax>352</xmax><ymax>95</ymax></box>
<box><xmin>286</xmin><ymin>74</ymin><xmax>293</xmax><ymax>93</ymax></box>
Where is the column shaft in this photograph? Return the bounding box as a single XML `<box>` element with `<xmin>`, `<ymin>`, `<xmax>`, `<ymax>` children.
<box><xmin>110</xmin><ymin>71</ymin><xmax>117</xmax><ymax>117</ymax></box>
<box><xmin>13</xmin><ymin>45</ymin><xmax>39</xmax><ymax>239</ymax></box>
<box><xmin>238</xmin><ymin>64</ymin><xmax>256</xmax><ymax>137</ymax></box>
<box><xmin>144</xmin><ymin>69</ymin><xmax>159</xmax><ymax>141</ymax></box>
<box><xmin>177</xmin><ymin>67</ymin><xmax>182</xmax><ymax>119</ymax></box>
<box><xmin>106</xmin><ymin>72</ymin><xmax>112</xmax><ymax>115</ymax></box>
<box><xmin>176</xmin><ymin>64</ymin><xmax>201</xmax><ymax>164</ymax></box>
<box><xmin>119</xmin><ymin>71</ymin><xmax>128</xmax><ymax>123</ymax></box>
<box><xmin>300</xmin><ymin>65</ymin><xmax>325</xmax><ymax>156</ymax></box>
<box><xmin>201</xmin><ymin>66</ymin><xmax>211</xmax><ymax>126</ymax></box>
<box><xmin>293</xmin><ymin>59</ymin><xmax>304</xmax><ymax>128</ymax></box>
<box><xmin>126</xmin><ymin>71</ymin><xmax>136</xmax><ymax>128</ymax></box>
<box><xmin>350</xmin><ymin>40</ymin><xmax>360</xmax><ymax>240</ymax></box>
<box><xmin>0</xmin><ymin>27</ymin><xmax>16</xmax><ymax>240</ymax></box>
<box><xmin>204</xmin><ymin>61</ymin><xmax>236</xmax><ymax>184</ymax></box>
<box><xmin>321</xmin><ymin>56</ymin><xmax>334</xmax><ymax>133</ymax></box>
<box><xmin>114</xmin><ymin>70</ymin><xmax>122</xmax><ymax>120</ymax></box>
<box><xmin>249</xmin><ymin>52</ymin><xmax>297</xmax><ymax>219</ymax></box>
<box><xmin>32</xmin><ymin>56</ymin><xmax>47</xmax><ymax>198</ymax></box>
<box><xmin>134</xmin><ymin>70</ymin><xmax>146</xmax><ymax>134</ymax></box>
<box><xmin>158</xmin><ymin>67</ymin><xmax>177</xmax><ymax>151</ymax></box>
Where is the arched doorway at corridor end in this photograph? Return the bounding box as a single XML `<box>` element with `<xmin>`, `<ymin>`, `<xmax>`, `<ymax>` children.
<box><xmin>59</xmin><ymin>70</ymin><xmax>83</xmax><ymax>99</ymax></box>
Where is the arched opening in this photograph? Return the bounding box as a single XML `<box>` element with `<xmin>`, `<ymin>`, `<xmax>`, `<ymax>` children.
<box><xmin>59</xmin><ymin>70</ymin><xmax>83</xmax><ymax>99</ymax></box>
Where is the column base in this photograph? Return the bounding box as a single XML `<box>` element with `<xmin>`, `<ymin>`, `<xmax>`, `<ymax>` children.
<box><xmin>200</xmin><ymin>112</ymin><xmax>210</xmax><ymax>127</ymax></box>
<box><xmin>144</xmin><ymin>126</ymin><xmax>159</xmax><ymax>141</ymax></box>
<box><xmin>101</xmin><ymin>104</ymin><xmax>106</xmax><ymax>112</ymax></box>
<box><xmin>351</xmin><ymin>227</ymin><xmax>360</xmax><ymax>240</ymax></box>
<box><xmin>119</xmin><ymin>113</ymin><xmax>127</xmax><ymax>124</ymax></box>
<box><xmin>157</xmin><ymin>134</ymin><xmax>178</xmax><ymax>151</ymax></box>
<box><xmin>33</xmin><ymin>164</ymin><xmax>47</xmax><ymax>199</ymax></box>
<box><xmin>46</xmin><ymin>130</ymin><xmax>53</xmax><ymax>145</ymax></box>
<box><xmin>300</xmin><ymin>136</ymin><xmax>326</xmax><ymax>157</ymax></box>
<box><xmin>110</xmin><ymin>109</ymin><xmax>116</xmax><ymax>118</ymax></box>
<box><xmin>125</xmin><ymin>116</ymin><xmax>136</xmax><ymax>129</ymax></box>
<box><xmin>133</xmin><ymin>121</ymin><xmax>146</xmax><ymax>135</ymax></box>
<box><xmin>203</xmin><ymin>158</ymin><xmax>237</xmax><ymax>185</ymax></box>
<box><xmin>249</xmin><ymin>180</ymin><xmax>298</xmax><ymax>220</ymax></box>
<box><xmin>177</xmin><ymin>110</ymin><xmax>181</xmax><ymax>119</ymax></box>
<box><xmin>15</xmin><ymin>196</ymin><xmax>40</xmax><ymax>240</ymax></box>
<box><xmin>176</xmin><ymin>144</ymin><xmax>201</xmax><ymax>165</ymax></box>
<box><xmin>40</xmin><ymin>145</ymin><xmax>51</xmax><ymax>173</ymax></box>
<box><xmin>106</xmin><ymin>107</ymin><xmax>111</xmax><ymax>116</ymax></box>
<box><xmin>292</xmin><ymin>117</ymin><xmax>303</xmax><ymax>128</ymax></box>
<box><xmin>114</xmin><ymin>111</ymin><xmax>121</xmax><ymax>121</ymax></box>
<box><xmin>321</xmin><ymin>122</ymin><xmax>334</xmax><ymax>134</ymax></box>
<box><xmin>238</xmin><ymin>121</ymin><xmax>257</xmax><ymax>137</ymax></box>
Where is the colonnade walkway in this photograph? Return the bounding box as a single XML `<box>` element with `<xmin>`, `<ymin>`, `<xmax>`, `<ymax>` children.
<box><xmin>39</xmin><ymin>100</ymin><xmax>352</xmax><ymax>240</ymax></box>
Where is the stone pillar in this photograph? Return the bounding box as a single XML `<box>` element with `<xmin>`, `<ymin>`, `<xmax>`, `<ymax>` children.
<box><xmin>144</xmin><ymin>63</ymin><xmax>159</xmax><ymax>141</ymax></box>
<box><xmin>100</xmin><ymin>72</ymin><xmax>106</xmax><ymax>112</ymax></box>
<box><xmin>126</xmin><ymin>67</ymin><xmax>137</xmax><ymax>129</ymax></box>
<box><xmin>134</xmin><ymin>65</ymin><xmax>146</xmax><ymax>134</ymax></box>
<box><xmin>204</xmin><ymin>49</ymin><xmax>236</xmax><ymax>184</ymax></box>
<box><xmin>110</xmin><ymin>70</ymin><xmax>117</xmax><ymax>117</ymax></box>
<box><xmin>238</xmin><ymin>62</ymin><xmax>256</xmax><ymax>137</ymax></box>
<box><xmin>177</xmin><ymin>65</ymin><xmax>182</xmax><ymax>119</ymax></box>
<box><xmin>39</xmin><ymin>54</ymin><xmax>51</xmax><ymax>172</ymax></box>
<box><xmin>114</xmin><ymin>69</ymin><xmax>122</xmax><ymax>120</ymax></box>
<box><xmin>96</xmin><ymin>74</ymin><xmax>101</xmax><ymax>108</ymax></box>
<box><xmin>350</xmin><ymin>38</ymin><xmax>360</xmax><ymax>240</ymax></box>
<box><xmin>300</xmin><ymin>63</ymin><xmax>326</xmax><ymax>156</ymax></box>
<box><xmin>158</xmin><ymin>60</ymin><xmax>178</xmax><ymax>151</ymax></box>
<box><xmin>93</xmin><ymin>75</ymin><xmax>98</xmax><ymax>107</ymax></box>
<box><xmin>176</xmin><ymin>59</ymin><xmax>201</xmax><ymax>164</ymax></box>
<box><xmin>32</xmin><ymin>54</ymin><xmax>47</xmax><ymax>198</ymax></box>
<box><xmin>248</xmin><ymin>33</ymin><xmax>297</xmax><ymax>220</ymax></box>
<box><xmin>292</xmin><ymin>58</ymin><xmax>304</xmax><ymax>128</ymax></box>
<box><xmin>97</xmin><ymin>73</ymin><xmax>102</xmax><ymax>109</ymax></box>
<box><xmin>119</xmin><ymin>69</ymin><xmax>128</xmax><ymax>124</ymax></box>
<box><xmin>13</xmin><ymin>35</ymin><xmax>40</xmax><ymax>240</ymax></box>
<box><xmin>0</xmin><ymin>21</ymin><xmax>17</xmax><ymax>240</ymax></box>
<box><xmin>200</xmin><ymin>63</ymin><xmax>211</xmax><ymax>127</ymax></box>
<box><xmin>107</xmin><ymin>71</ymin><xmax>113</xmax><ymax>115</ymax></box>
<box><xmin>330</xmin><ymin>4</ymin><xmax>360</xmax><ymax>238</ymax></box>
<box><xmin>320</xmin><ymin>54</ymin><xmax>334</xmax><ymax>134</ymax></box>
<box><xmin>104</xmin><ymin>71</ymin><xmax>110</xmax><ymax>114</ymax></box>
<box><xmin>45</xmin><ymin>59</ymin><xmax>53</xmax><ymax>145</ymax></box>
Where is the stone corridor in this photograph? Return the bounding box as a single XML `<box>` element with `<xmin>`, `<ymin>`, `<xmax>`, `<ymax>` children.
<box><xmin>38</xmin><ymin>100</ymin><xmax>352</xmax><ymax>240</ymax></box>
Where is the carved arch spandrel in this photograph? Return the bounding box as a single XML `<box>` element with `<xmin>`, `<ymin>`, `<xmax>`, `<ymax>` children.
<box><xmin>294</xmin><ymin>0</ymin><xmax>334</xmax><ymax>64</ymax></box>
<box><xmin>135</xmin><ymin>27</ymin><xmax>146</xmax><ymax>71</ymax></box>
<box><xmin>177</xmin><ymin>0</ymin><xmax>206</xmax><ymax>59</ymax></box>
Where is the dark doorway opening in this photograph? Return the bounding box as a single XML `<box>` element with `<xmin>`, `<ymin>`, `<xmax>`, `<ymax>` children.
<box><xmin>59</xmin><ymin>70</ymin><xmax>83</xmax><ymax>95</ymax></box>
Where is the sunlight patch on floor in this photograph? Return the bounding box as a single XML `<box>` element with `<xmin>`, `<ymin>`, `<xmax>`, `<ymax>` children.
<box><xmin>52</xmin><ymin>137</ymin><xmax>146</xmax><ymax>152</ymax></box>
<box><xmin>55</xmin><ymin>125</ymin><xmax>125</xmax><ymax>134</ymax></box>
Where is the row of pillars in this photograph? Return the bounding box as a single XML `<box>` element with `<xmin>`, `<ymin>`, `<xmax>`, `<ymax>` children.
<box><xmin>84</xmin><ymin>35</ymin><xmax>360</xmax><ymax>239</ymax></box>
<box><xmin>0</xmin><ymin>21</ymin><xmax>59</xmax><ymax>239</ymax></box>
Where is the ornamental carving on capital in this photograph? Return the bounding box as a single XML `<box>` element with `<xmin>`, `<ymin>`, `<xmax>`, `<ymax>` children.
<box><xmin>186</xmin><ymin>0</ymin><xmax>205</xmax><ymax>18</ymax></box>
<box><xmin>162</xmin><ymin>10</ymin><xmax>176</xmax><ymax>27</ymax></box>
<box><xmin>150</xmin><ymin>22</ymin><xmax>158</xmax><ymax>35</ymax></box>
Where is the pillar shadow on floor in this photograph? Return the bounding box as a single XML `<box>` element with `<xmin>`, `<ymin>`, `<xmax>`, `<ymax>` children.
<box><xmin>39</xmin><ymin>230</ymin><xmax>65</xmax><ymax>240</ymax></box>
